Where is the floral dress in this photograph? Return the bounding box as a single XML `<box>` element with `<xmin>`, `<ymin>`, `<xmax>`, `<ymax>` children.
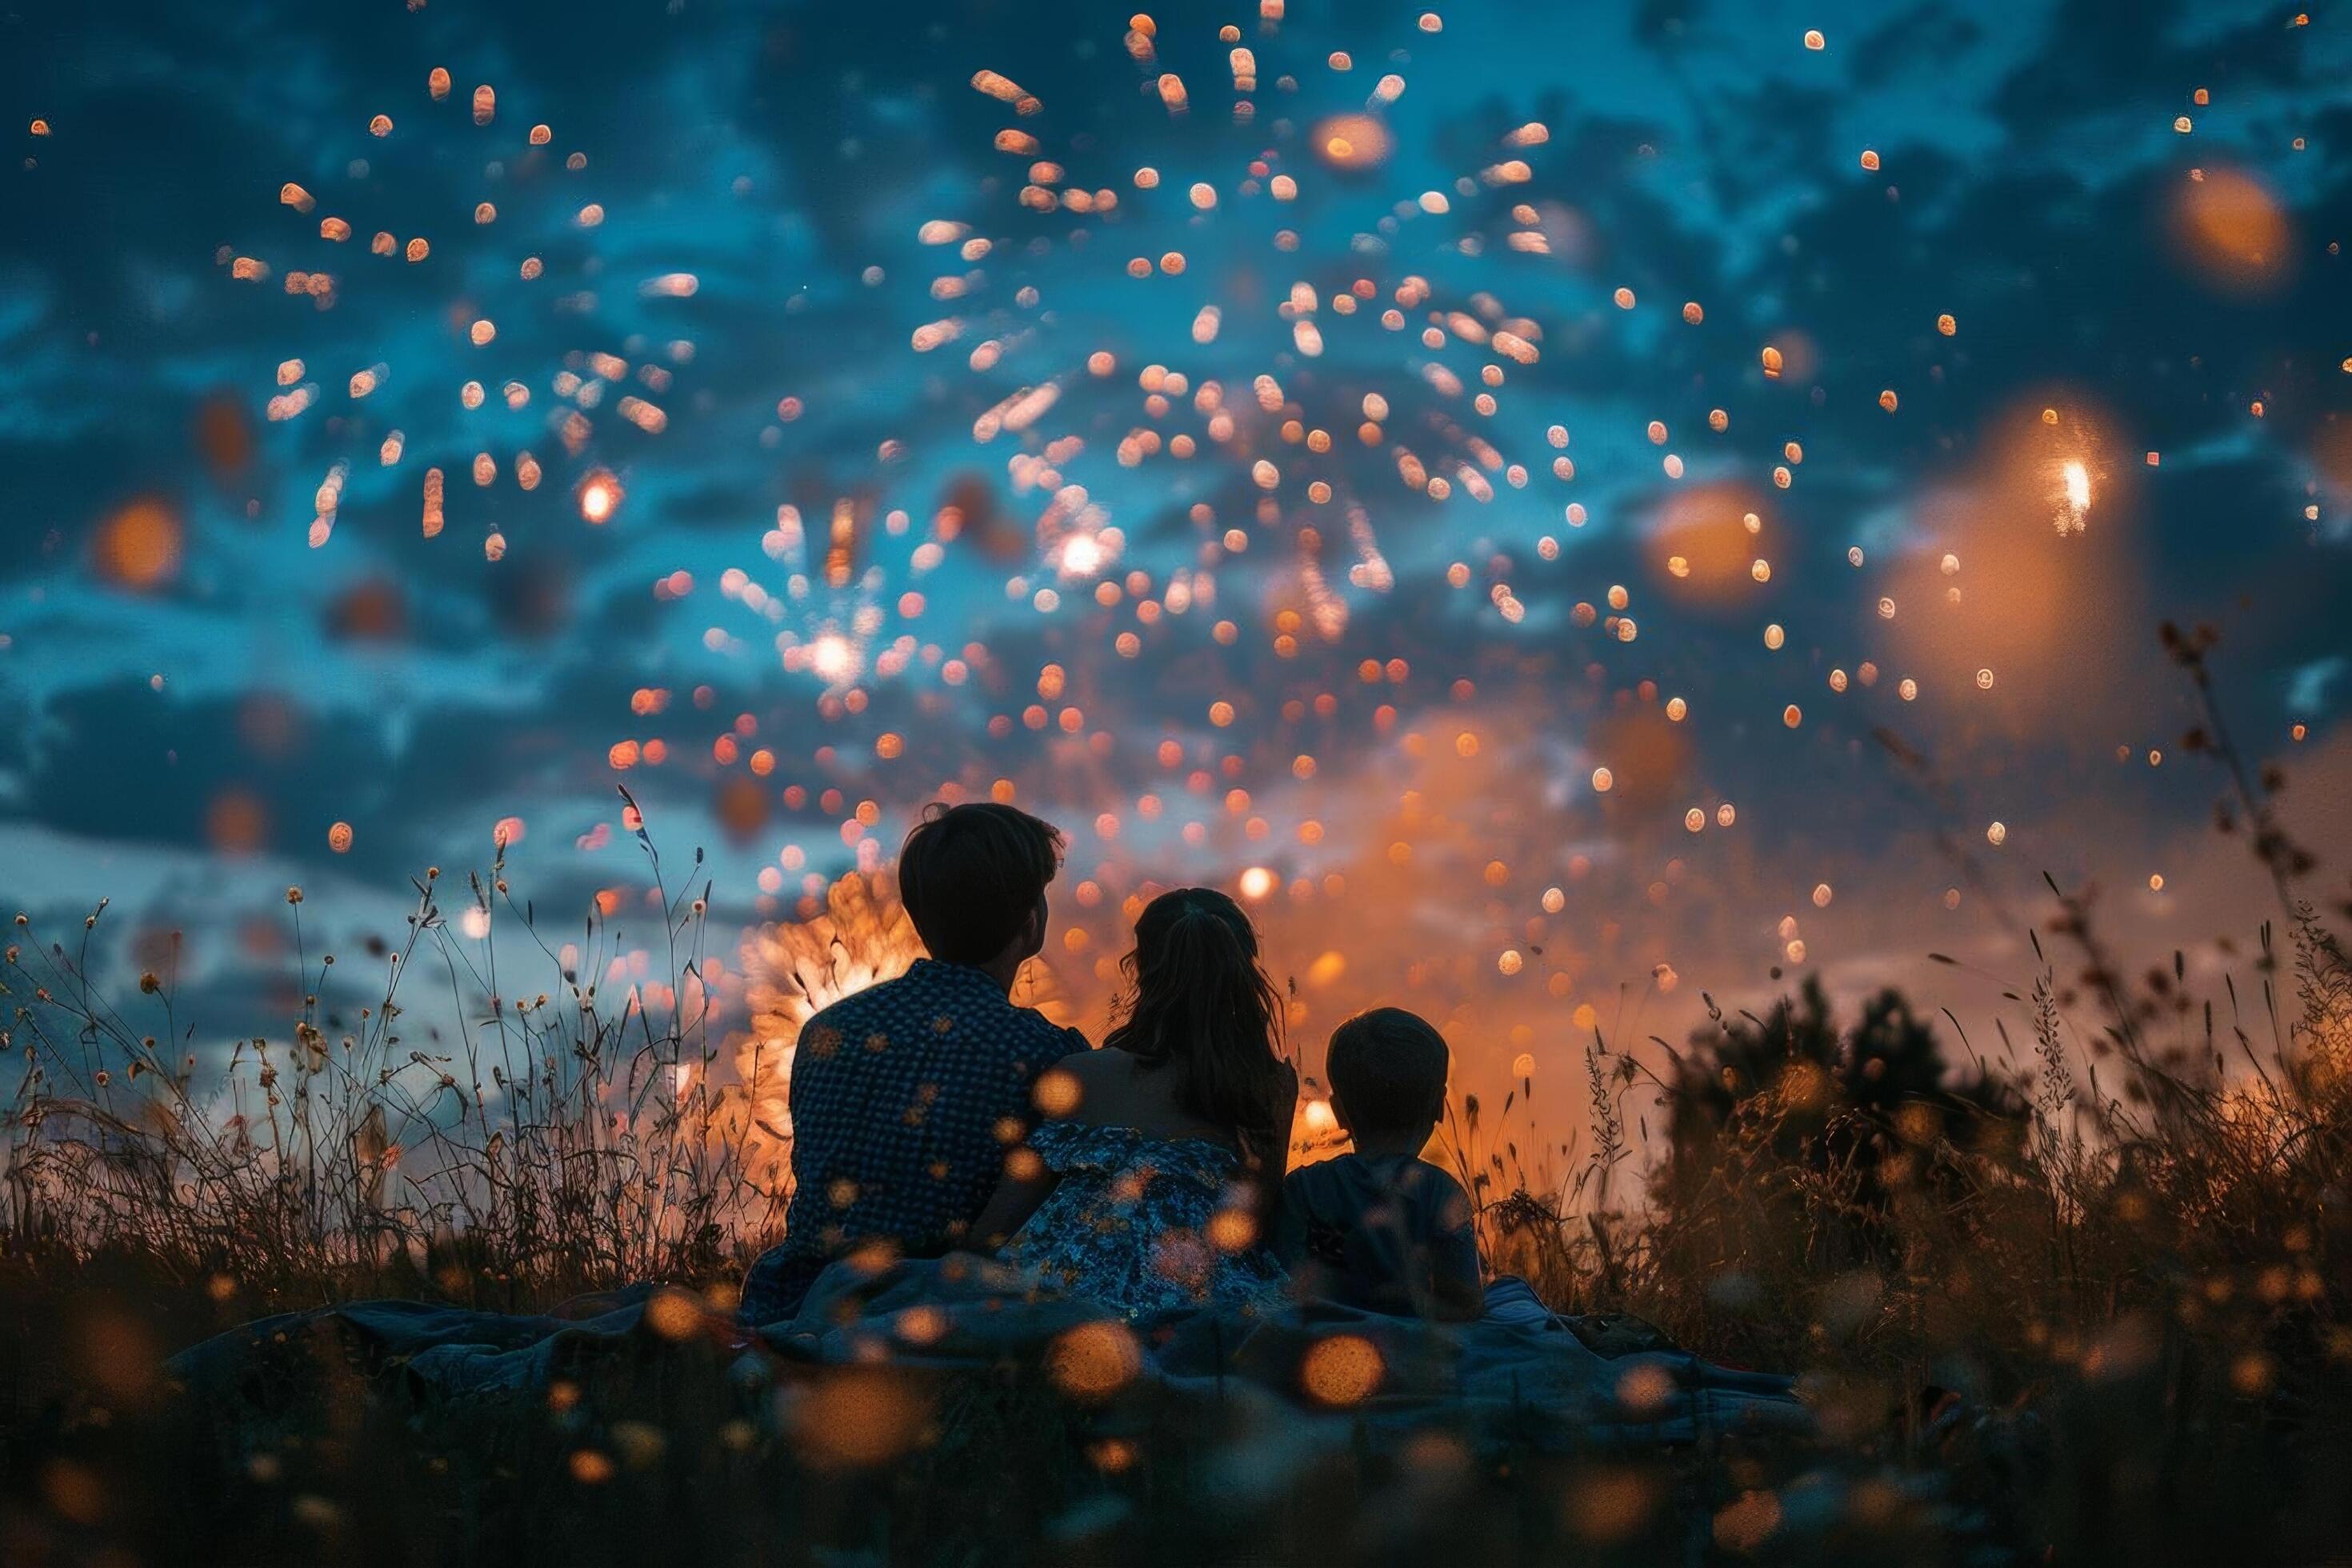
<box><xmin>997</xmin><ymin>1122</ymin><xmax>1289</xmax><ymax>1317</ymax></box>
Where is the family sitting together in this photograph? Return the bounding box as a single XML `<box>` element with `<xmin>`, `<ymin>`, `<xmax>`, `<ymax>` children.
<box><xmin>739</xmin><ymin>801</ymin><xmax>1489</xmax><ymax>1326</ymax></box>
<box><xmin>168</xmin><ymin>799</ymin><xmax>1808</xmax><ymax>1450</ymax></box>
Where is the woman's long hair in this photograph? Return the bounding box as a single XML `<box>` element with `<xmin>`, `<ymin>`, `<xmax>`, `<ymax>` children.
<box><xmin>1103</xmin><ymin>888</ymin><xmax>1297</xmax><ymax>1192</ymax></box>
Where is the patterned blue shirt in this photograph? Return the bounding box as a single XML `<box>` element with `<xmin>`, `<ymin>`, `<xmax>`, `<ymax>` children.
<box><xmin>740</xmin><ymin>958</ymin><xmax>1084</xmax><ymax>1320</ymax></box>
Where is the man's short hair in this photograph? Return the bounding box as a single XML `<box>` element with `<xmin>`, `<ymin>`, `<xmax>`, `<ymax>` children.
<box><xmin>1326</xmin><ymin>1007</ymin><xmax>1451</xmax><ymax>1138</ymax></box>
<box><xmin>896</xmin><ymin>802</ymin><xmax>1063</xmax><ymax>966</ymax></box>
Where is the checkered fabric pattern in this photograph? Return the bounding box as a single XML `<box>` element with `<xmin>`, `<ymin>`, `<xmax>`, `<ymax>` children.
<box><xmin>739</xmin><ymin>958</ymin><xmax>1084</xmax><ymax>1321</ymax></box>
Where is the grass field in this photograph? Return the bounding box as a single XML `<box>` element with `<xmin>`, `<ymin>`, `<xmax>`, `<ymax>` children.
<box><xmin>5</xmin><ymin>663</ymin><xmax>2349</xmax><ymax>1563</ymax></box>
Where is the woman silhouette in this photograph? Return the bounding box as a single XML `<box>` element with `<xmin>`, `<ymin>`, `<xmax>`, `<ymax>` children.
<box><xmin>971</xmin><ymin>887</ymin><xmax>1298</xmax><ymax>1314</ymax></box>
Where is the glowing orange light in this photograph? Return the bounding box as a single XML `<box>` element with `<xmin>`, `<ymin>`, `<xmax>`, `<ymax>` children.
<box><xmin>93</xmin><ymin>498</ymin><xmax>183</xmax><ymax>590</ymax></box>
<box><xmin>1300</xmin><ymin>1334</ymin><xmax>1384</xmax><ymax>1406</ymax></box>
<box><xmin>1313</xmin><ymin>113</ymin><xmax>1394</xmax><ymax>170</ymax></box>
<box><xmin>578</xmin><ymin>471</ymin><xmax>622</xmax><ymax>523</ymax></box>
<box><xmin>2171</xmin><ymin>167</ymin><xmax>2292</xmax><ymax>294</ymax></box>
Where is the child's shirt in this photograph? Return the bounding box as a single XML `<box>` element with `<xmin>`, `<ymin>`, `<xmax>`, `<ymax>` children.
<box><xmin>1277</xmin><ymin>1152</ymin><xmax>1484</xmax><ymax>1320</ymax></box>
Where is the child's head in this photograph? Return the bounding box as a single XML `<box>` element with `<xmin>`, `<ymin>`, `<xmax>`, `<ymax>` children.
<box><xmin>1325</xmin><ymin>1007</ymin><xmax>1450</xmax><ymax>1148</ymax></box>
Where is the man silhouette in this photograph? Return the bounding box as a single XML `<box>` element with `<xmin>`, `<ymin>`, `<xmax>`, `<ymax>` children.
<box><xmin>739</xmin><ymin>802</ymin><xmax>1085</xmax><ymax>1320</ymax></box>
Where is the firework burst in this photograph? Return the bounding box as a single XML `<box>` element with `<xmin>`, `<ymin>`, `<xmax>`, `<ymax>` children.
<box><xmin>238</xmin><ymin>66</ymin><xmax>696</xmax><ymax>559</ymax></box>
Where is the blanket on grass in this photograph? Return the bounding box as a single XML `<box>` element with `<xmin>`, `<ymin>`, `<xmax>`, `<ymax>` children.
<box><xmin>167</xmin><ymin>1258</ymin><xmax>1810</xmax><ymax>1453</ymax></box>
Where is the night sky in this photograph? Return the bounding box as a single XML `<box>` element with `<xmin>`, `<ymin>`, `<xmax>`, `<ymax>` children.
<box><xmin>5</xmin><ymin>0</ymin><xmax>2350</xmax><ymax>1122</ymax></box>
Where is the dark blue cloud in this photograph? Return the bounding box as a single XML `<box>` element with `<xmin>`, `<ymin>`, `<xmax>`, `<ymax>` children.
<box><xmin>4</xmin><ymin>0</ymin><xmax>2350</xmax><ymax>1088</ymax></box>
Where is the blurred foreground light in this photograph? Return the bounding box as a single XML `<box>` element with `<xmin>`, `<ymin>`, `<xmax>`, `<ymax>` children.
<box><xmin>1300</xmin><ymin>1333</ymin><xmax>1384</xmax><ymax>1406</ymax></box>
<box><xmin>793</xmin><ymin>1367</ymin><xmax>932</xmax><ymax>1469</ymax></box>
<box><xmin>1313</xmin><ymin>113</ymin><xmax>1393</xmax><ymax>170</ymax></box>
<box><xmin>93</xmin><ymin>497</ymin><xmax>183</xmax><ymax>591</ymax></box>
<box><xmin>2170</xmin><ymin>166</ymin><xmax>2292</xmax><ymax>295</ymax></box>
<box><xmin>1046</xmin><ymin>1322</ymin><xmax>1142</xmax><ymax>1401</ymax></box>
